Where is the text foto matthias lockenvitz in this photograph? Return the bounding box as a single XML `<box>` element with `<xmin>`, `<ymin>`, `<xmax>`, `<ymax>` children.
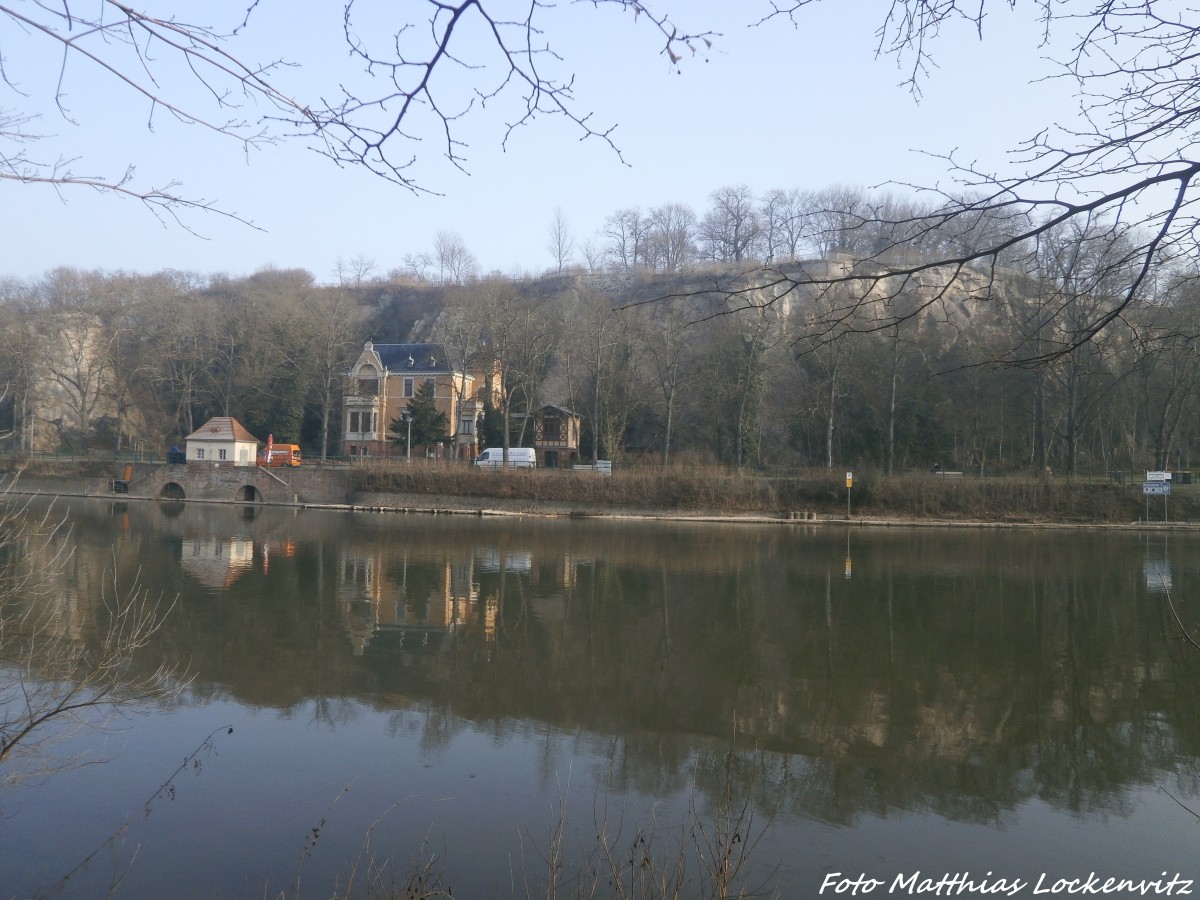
<box><xmin>820</xmin><ymin>871</ymin><xmax>1194</xmax><ymax>896</ymax></box>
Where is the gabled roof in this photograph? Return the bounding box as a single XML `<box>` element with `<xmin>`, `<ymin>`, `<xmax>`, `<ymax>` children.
<box><xmin>356</xmin><ymin>341</ymin><xmax>456</xmax><ymax>375</ymax></box>
<box><xmin>185</xmin><ymin>416</ymin><xmax>260</xmax><ymax>443</ymax></box>
<box><xmin>514</xmin><ymin>405</ymin><xmax>579</xmax><ymax>421</ymax></box>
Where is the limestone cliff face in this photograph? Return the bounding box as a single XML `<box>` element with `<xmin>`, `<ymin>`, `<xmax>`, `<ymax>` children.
<box><xmin>28</xmin><ymin>311</ymin><xmax>119</xmax><ymax>452</ymax></box>
<box><xmin>569</xmin><ymin>256</ymin><xmax>1032</xmax><ymax>360</ymax></box>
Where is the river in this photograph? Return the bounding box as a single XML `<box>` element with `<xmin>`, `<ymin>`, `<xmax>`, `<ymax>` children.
<box><xmin>1</xmin><ymin>497</ymin><xmax>1198</xmax><ymax>898</ymax></box>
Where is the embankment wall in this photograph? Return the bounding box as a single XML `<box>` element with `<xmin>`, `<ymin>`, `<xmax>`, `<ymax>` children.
<box><xmin>3</xmin><ymin>464</ymin><xmax>355</xmax><ymax>506</ymax></box>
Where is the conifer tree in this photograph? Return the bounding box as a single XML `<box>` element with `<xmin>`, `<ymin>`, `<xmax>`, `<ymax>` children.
<box><xmin>391</xmin><ymin>380</ymin><xmax>448</xmax><ymax>448</ymax></box>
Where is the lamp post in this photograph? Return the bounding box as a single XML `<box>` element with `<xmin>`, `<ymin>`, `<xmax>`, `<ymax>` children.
<box><xmin>401</xmin><ymin>409</ymin><xmax>412</xmax><ymax>461</ymax></box>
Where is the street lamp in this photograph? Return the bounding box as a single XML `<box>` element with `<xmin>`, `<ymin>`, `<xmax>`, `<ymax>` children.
<box><xmin>401</xmin><ymin>409</ymin><xmax>412</xmax><ymax>461</ymax></box>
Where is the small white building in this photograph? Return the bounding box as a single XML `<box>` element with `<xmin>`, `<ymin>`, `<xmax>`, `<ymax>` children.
<box><xmin>184</xmin><ymin>417</ymin><xmax>260</xmax><ymax>466</ymax></box>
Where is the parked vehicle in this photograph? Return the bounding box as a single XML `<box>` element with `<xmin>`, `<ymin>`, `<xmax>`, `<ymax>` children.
<box><xmin>258</xmin><ymin>443</ymin><xmax>302</xmax><ymax>467</ymax></box>
<box><xmin>473</xmin><ymin>447</ymin><xmax>536</xmax><ymax>468</ymax></box>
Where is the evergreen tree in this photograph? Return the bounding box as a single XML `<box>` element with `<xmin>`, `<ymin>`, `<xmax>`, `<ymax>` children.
<box><xmin>480</xmin><ymin>400</ymin><xmax>506</xmax><ymax>449</ymax></box>
<box><xmin>390</xmin><ymin>380</ymin><xmax>448</xmax><ymax>448</ymax></box>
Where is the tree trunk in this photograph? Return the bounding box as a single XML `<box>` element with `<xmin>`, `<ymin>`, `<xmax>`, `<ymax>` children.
<box><xmin>887</xmin><ymin>339</ymin><xmax>898</xmax><ymax>476</ymax></box>
<box><xmin>825</xmin><ymin>370</ymin><xmax>837</xmax><ymax>469</ymax></box>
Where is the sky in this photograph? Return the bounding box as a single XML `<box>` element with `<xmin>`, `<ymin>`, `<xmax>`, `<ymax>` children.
<box><xmin>1</xmin><ymin>1</ymin><xmax>1077</xmax><ymax>284</ymax></box>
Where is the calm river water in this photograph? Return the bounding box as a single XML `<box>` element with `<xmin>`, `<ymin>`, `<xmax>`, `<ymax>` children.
<box><xmin>2</xmin><ymin>498</ymin><xmax>1199</xmax><ymax>898</ymax></box>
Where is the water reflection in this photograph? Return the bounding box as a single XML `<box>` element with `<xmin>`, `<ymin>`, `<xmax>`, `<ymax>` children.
<box><xmin>6</xmin><ymin>498</ymin><xmax>1200</xmax><ymax>896</ymax></box>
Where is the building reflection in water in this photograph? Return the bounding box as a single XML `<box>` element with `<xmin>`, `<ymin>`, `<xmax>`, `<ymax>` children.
<box><xmin>333</xmin><ymin>543</ymin><xmax>584</xmax><ymax>658</ymax></box>
<box><xmin>179</xmin><ymin>536</ymin><xmax>297</xmax><ymax>591</ymax></box>
<box><xmin>181</xmin><ymin>538</ymin><xmax>255</xmax><ymax>590</ymax></box>
<box><xmin>336</xmin><ymin>549</ymin><xmax>484</xmax><ymax>657</ymax></box>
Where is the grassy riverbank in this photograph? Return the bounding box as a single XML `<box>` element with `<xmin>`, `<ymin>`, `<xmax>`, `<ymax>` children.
<box><xmin>5</xmin><ymin>458</ymin><xmax>1193</xmax><ymax>524</ymax></box>
<box><xmin>351</xmin><ymin>463</ymin><xmax>1193</xmax><ymax>524</ymax></box>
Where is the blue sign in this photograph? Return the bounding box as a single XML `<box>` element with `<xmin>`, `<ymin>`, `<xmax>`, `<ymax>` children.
<box><xmin>1143</xmin><ymin>481</ymin><xmax>1171</xmax><ymax>496</ymax></box>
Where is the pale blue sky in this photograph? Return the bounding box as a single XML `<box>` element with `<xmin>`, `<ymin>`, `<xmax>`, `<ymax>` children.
<box><xmin>2</xmin><ymin>2</ymin><xmax>1074</xmax><ymax>283</ymax></box>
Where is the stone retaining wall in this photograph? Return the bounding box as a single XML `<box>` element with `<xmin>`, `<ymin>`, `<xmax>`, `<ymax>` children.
<box><xmin>3</xmin><ymin>464</ymin><xmax>354</xmax><ymax>505</ymax></box>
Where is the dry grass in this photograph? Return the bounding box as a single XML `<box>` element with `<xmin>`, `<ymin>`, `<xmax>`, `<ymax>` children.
<box><xmin>350</xmin><ymin>462</ymin><xmax>1192</xmax><ymax>523</ymax></box>
<box><xmin>4</xmin><ymin>456</ymin><xmax>1188</xmax><ymax>522</ymax></box>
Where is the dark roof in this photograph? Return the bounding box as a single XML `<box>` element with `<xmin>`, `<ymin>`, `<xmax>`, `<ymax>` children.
<box><xmin>367</xmin><ymin>342</ymin><xmax>453</xmax><ymax>374</ymax></box>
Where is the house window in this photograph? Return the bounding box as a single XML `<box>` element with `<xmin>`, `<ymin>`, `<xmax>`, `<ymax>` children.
<box><xmin>403</xmin><ymin>377</ymin><xmax>414</xmax><ymax>398</ymax></box>
<box><xmin>459</xmin><ymin>417</ymin><xmax>474</xmax><ymax>435</ymax></box>
<box><xmin>543</xmin><ymin>417</ymin><xmax>562</xmax><ymax>441</ymax></box>
<box><xmin>196</xmin><ymin>448</ymin><xmax>205</xmax><ymax>460</ymax></box>
<box><xmin>425</xmin><ymin>378</ymin><xmax>436</xmax><ymax>397</ymax></box>
<box><xmin>349</xmin><ymin>411</ymin><xmax>360</xmax><ymax>433</ymax></box>
<box><xmin>218</xmin><ymin>449</ymin><xmax>227</xmax><ymax>460</ymax></box>
<box><xmin>363</xmin><ymin>412</ymin><xmax>375</xmax><ymax>434</ymax></box>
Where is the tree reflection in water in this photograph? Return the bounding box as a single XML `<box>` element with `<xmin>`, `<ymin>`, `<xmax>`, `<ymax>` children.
<box><xmin>3</xmin><ymin>499</ymin><xmax>1199</xmax><ymax>896</ymax></box>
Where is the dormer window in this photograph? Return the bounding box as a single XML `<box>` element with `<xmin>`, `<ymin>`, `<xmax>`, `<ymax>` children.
<box><xmin>428</xmin><ymin>356</ymin><xmax>437</xmax><ymax>366</ymax></box>
<box><xmin>406</xmin><ymin>356</ymin><xmax>415</xmax><ymax>368</ymax></box>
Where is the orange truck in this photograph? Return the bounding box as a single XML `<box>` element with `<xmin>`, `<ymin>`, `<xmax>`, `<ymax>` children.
<box><xmin>258</xmin><ymin>443</ymin><xmax>302</xmax><ymax>467</ymax></box>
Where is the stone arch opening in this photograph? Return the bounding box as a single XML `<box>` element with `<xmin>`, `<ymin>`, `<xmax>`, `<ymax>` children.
<box><xmin>160</xmin><ymin>482</ymin><xmax>186</xmax><ymax>500</ymax></box>
<box><xmin>238</xmin><ymin>485</ymin><xmax>263</xmax><ymax>502</ymax></box>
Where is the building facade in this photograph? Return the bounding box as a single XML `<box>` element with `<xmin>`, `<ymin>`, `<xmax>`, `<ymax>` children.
<box><xmin>529</xmin><ymin>405</ymin><xmax>582</xmax><ymax>468</ymax></box>
<box><xmin>184</xmin><ymin>416</ymin><xmax>260</xmax><ymax>466</ymax></box>
<box><xmin>341</xmin><ymin>342</ymin><xmax>478</xmax><ymax>459</ymax></box>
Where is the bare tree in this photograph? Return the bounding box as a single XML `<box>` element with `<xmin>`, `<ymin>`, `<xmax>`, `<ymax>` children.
<box><xmin>482</xmin><ymin>287</ymin><xmax>560</xmax><ymax>455</ymax></box>
<box><xmin>0</xmin><ymin>494</ymin><xmax>183</xmax><ymax>791</ymax></box>
<box><xmin>11</xmin><ymin>0</ymin><xmax>1193</xmax><ymax>347</ymax></box>
<box><xmin>2</xmin><ymin>2</ymin><xmax>714</xmax><ymax>218</ymax></box>
<box><xmin>547</xmin><ymin>208</ymin><xmax>576</xmax><ymax>274</ymax></box>
<box><xmin>761</xmin><ymin>187</ymin><xmax>811</xmax><ymax>262</ymax></box>
<box><xmin>792</xmin><ymin>285</ymin><xmax>862</xmax><ymax>468</ymax></box>
<box><xmin>646</xmin><ymin>203</ymin><xmax>697</xmax><ymax>272</ymax></box>
<box><xmin>96</xmin><ymin>275</ymin><xmax>157</xmax><ymax>454</ymax></box>
<box><xmin>565</xmin><ymin>291</ymin><xmax>640</xmax><ymax>463</ymax></box>
<box><xmin>633</xmin><ymin>299</ymin><xmax>704</xmax><ymax>464</ymax></box>
<box><xmin>700</xmin><ymin>185</ymin><xmax>762</xmax><ymax>264</ymax></box>
<box><xmin>579</xmin><ymin>235</ymin><xmax>605</xmax><ymax>274</ymax></box>
<box><xmin>400</xmin><ymin>253</ymin><xmax>435</xmax><ymax>283</ymax></box>
<box><xmin>0</xmin><ymin>285</ymin><xmax>43</xmax><ymax>452</ymax></box>
<box><xmin>333</xmin><ymin>256</ymin><xmax>377</xmax><ymax>287</ymax></box>
<box><xmin>32</xmin><ymin>270</ymin><xmax>114</xmax><ymax>449</ymax></box>
<box><xmin>141</xmin><ymin>280</ymin><xmax>218</xmax><ymax>438</ymax></box>
<box><xmin>604</xmin><ymin>207</ymin><xmax>650</xmax><ymax>273</ymax></box>
<box><xmin>433</xmin><ymin>284</ymin><xmax>494</xmax><ymax>439</ymax></box>
<box><xmin>701</xmin><ymin>2</ymin><xmax>1200</xmax><ymax>356</ymax></box>
<box><xmin>284</xmin><ymin>288</ymin><xmax>364</xmax><ymax>460</ymax></box>
<box><xmin>433</xmin><ymin>231</ymin><xmax>478</xmax><ymax>285</ymax></box>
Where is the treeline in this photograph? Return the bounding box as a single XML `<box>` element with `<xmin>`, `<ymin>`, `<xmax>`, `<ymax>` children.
<box><xmin>3</xmin><ymin>185</ymin><xmax>1200</xmax><ymax>474</ymax></box>
<box><xmin>393</xmin><ymin>184</ymin><xmax>1012</xmax><ymax>283</ymax></box>
<box><xmin>0</xmin><ymin>268</ymin><xmax>366</xmax><ymax>459</ymax></box>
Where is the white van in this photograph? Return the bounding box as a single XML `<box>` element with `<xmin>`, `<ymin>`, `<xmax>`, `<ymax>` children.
<box><xmin>473</xmin><ymin>447</ymin><xmax>536</xmax><ymax>468</ymax></box>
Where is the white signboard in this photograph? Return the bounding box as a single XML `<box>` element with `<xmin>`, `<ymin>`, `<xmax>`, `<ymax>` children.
<box><xmin>1146</xmin><ymin>471</ymin><xmax>1172</xmax><ymax>482</ymax></box>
